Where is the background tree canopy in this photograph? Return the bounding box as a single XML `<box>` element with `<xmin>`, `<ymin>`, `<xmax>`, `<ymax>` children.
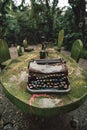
<box><xmin>0</xmin><ymin>0</ymin><xmax>87</xmax><ymax>50</ymax></box>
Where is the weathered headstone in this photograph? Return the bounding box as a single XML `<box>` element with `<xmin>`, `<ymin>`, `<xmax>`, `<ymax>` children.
<box><xmin>57</xmin><ymin>29</ymin><xmax>64</xmax><ymax>51</ymax></box>
<box><xmin>71</xmin><ymin>39</ymin><xmax>83</xmax><ymax>62</ymax></box>
<box><xmin>17</xmin><ymin>45</ymin><xmax>22</xmax><ymax>56</ymax></box>
<box><xmin>23</xmin><ymin>39</ymin><xmax>28</xmax><ymax>50</ymax></box>
<box><xmin>9</xmin><ymin>44</ymin><xmax>18</xmax><ymax>59</ymax></box>
<box><xmin>0</xmin><ymin>39</ymin><xmax>10</xmax><ymax>65</ymax></box>
<box><xmin>23</xmin><ymin>39</ymin><xmax>34</xmax><ymax>52</ymax></box>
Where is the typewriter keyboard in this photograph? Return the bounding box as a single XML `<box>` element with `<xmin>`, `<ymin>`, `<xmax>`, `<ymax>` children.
<box><xmin>28</xmin><ymin>73</ymin><xmax>70</xmax><ymax>91</ymax></box>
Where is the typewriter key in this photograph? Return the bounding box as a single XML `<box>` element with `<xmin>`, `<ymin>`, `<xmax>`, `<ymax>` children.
<box><xmin>29</xmin><ymin>85</ymin><xmax>33</xmax><ymax>89</ymax></box>
<box><xmin>54</xmin><ymin>86</ymin><xmax>58</xmax><ymax>89</ymax></box>
<box><xmin>64</xmin><ymin>84</ymin><xmax>68</xmax><ymax>89</ymax></box>
<box><xmin>49</xmin><ymin>85</ymin><xmax>52</xmax><ymax>88</ymax></box>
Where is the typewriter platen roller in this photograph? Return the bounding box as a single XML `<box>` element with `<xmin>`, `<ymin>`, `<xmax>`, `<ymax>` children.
<box><xmin>27</xmin><ymin>58</ymin><xmax>70</xmax><ymax>94</ymax></box>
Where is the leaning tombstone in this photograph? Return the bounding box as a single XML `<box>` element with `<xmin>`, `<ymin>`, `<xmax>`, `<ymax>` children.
<box><xmin>56</xmin><ymin>29</ymin><xmax>64</xmax><ymax>51</ymax></box>
<box><xmin>23</xmin><ymin>39</ymin><xmax>28</xmax><ymax>51</ymax></box>
<box><xmin>9</xmin><ymin>44</ymin><xmax>18</xmax><ymax>59</ymax></box>
<box><xmin>0</xmin><ymin>39</ymin><xmax>10</xmax><ymax>68</ymax></box>
<box><xmin>71</xmin><ymin>39</ymin><xmax>83</xmax><ymax>62</ymax></box>
<box><xmin>55</xmin><ymin>29</ymin><xmax>64</xmax><ymax>52</ymax></box>
<box><xmin>17</xmin><ymin>45</ymin><xmax>22</xmax><ymax>56</ymax></box>
<box><xmin>23</xmin><ymin>39</ymin><xmax>34</xmax><ymax>52</ymax></box>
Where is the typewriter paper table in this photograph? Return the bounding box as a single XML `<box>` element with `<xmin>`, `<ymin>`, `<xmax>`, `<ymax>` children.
<box><xmin>1</xmin><ymin>51</ymin><xmax>87</xmax><ymax>116</ymax></box>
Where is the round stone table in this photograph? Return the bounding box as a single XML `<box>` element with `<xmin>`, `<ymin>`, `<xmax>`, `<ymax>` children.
<box><xmin>0</xmin><ymin>50</ymin><xmax>87</xmax><ymax>116</ymax></box>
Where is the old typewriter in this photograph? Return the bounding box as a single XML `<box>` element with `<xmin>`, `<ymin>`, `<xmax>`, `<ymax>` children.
<box><xmin>27</xmin><ymin>58</ymin><xmax>70</xmax><ymax>93</ymax></box>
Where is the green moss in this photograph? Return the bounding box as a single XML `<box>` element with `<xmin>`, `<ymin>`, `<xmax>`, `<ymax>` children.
<box><xmin>0</xmin><ymin>39</ymin><xmax>10</xmax><ymax>64</ymax></box>
<box><xmin>71</xmin><ymin>39</ymin><xmax>83</xmax><ymax>62</ymax></box>
<box><xmin>1</xmin><ymin>49</ymin><xmax>87</xmax><ymax>116</ymax></box>
<box><xmin>23</xmin><ymin>39</ymin><xmax>28</xmax><ymax>49</ymax></box>
<box><xmin>57</xmin><ymin>29</ymin><xmax>64</xmax><ymax>51</ymax></box>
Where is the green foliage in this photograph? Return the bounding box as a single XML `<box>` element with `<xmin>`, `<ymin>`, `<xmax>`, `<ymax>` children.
<box><xmin>0</xmin><ymin>0</ymin><xmax>14</xmax><ymax>39</ymax></box>
<box><xmin>0</xmin><ymin>0</ymin><xmax>86</xmax><ymax>52</ymax></box>
<box><xmin>4</xmin><ymin>14</ymin><xmax>20</xmax><ymax>45</ymax></box>
<box><xmin>54</xmin><ymin>7</ymin><xmax>77</xmax><ymax>50</ymax></box>
<box><xmin>71</xmin><ymin>39</ymin><xmax>83</xmax><ymax>62</ymax></box>
<box><xmin>0</xmin><ymin>39</ymin><xmax>10</xmax><ymax>64</ymax></box>
<box><xmin>17</xmin><ymin>45</ymin><xmax>22</xmax><ymax>56</ymax></box>
<box><xmin>64</xmin><ymin>32</ymin><xmax>82</xmax><ymax>50</ymax></box>
<box><xmin>68</xmin><ymin>0</ymin><xmax>85</xmax><ymax>39</ymax></box>
<box><xmin>69</xmin><ymin>0</ymin><xmax>82</xmax><ymax>7</ymax></box>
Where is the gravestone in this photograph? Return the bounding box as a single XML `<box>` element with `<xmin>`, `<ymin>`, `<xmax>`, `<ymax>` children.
<box><xmin>23</xmin><ymin>39</ymin><xmax>33</xmax><ymax>52</ymax></box>
<box><xmin>9</xmin><ymin>44</ymin><xmax>18</xmax><ymax>59</ymax></box>
<box><xmin>57</xmin><ymin>29</ymin><xmax>64</xmax><ymax>51</ymax></box>
<box><xmin>23</xmin><ymin>39</ymin><xmax>28</xmax><ymax>51</ymax></box>
<box><xmin>71</xmin><ymin>39</ymin><xmax>83</xmax><ymax>62</ymax></box>
<box><xmin>17</xmin><ymin>45</ymin><xmax>22</xmax><ymax>56</ymax></box>
<box><xmin>0</xmin><ymin>39</ymin><xmax>10</xmax><ymax>65</ymax></box>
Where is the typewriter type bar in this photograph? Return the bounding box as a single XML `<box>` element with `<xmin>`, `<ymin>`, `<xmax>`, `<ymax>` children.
<box><xmin>28</xmin><ymin>58</ymin><xmax>66</xmax><ymax>66</ymax></box>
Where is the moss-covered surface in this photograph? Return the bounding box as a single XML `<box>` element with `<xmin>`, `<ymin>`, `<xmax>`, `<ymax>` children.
<box><xmin>0</xmin><ymin>39</ymin><xmax>10</xmax><ymax>64</ymax></box>
<box><xmin>57</xmin><ymin>29</ymin><xmax>64</xmax><ymax>50</ymax></box>
<box><xmin>0</xmin><ymin>48</ymin><xmax>87</xmax><ymax>116</ymax></box>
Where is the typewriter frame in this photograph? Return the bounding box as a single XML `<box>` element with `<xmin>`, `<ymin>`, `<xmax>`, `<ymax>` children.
<box><xmin>27</xmin><ymin>58</ymin><xmax>70</xmax><ymax>94</ymax></box>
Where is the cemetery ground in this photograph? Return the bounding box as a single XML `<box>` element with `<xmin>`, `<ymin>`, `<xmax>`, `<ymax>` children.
<box><xmin>0</xmin><ymin>45</ymin><xmax>87</xmax><ymax>130</ymax></box>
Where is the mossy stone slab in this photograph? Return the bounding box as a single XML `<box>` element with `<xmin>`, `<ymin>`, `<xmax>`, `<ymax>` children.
<box><xmin>0</xmin><ymin>50</ymin><xmax>87</xmax><ymax>117</ymax></box>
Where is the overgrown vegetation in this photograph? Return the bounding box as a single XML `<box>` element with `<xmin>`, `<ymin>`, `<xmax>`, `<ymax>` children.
<box><xmin>0</xmin><ymin>0</ymin><xmax>87</xmax><ymax>55</ymax></box>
